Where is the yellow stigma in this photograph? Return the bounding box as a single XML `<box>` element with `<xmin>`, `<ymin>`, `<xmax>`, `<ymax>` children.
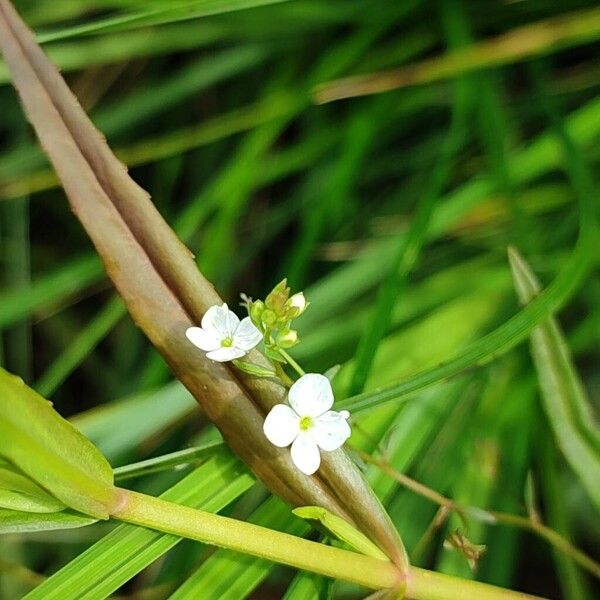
<box><xmin>221</xmin><ymin>337</ymin><xmax>233</xmax><ymax>347</ymax></box>
<box><xmin>299</xmin><ymin>416</ymin><xmax>313</xmax><ymax>431</ymax></box>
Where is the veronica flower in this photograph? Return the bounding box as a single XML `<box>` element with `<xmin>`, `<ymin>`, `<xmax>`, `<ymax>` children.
<box><xmin>186</xmin><ymin>303</ymin><xmax>262</xmax><ymax>362</ymax></box>
<box><xmin>263</xmin><ymin>373</ymin><xmax>351</xmax><ymax>475</ymax></box>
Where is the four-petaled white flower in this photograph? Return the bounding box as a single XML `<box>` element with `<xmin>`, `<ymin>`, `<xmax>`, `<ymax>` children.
<box><xmin>186</xmin><ymin>303</ymin><xmax>262</xmax><ymax>362</ymax></box>
<box><xmin>263</xmin><ymin>373</ymin><xmax>351</xmax><ymax>475</ymax></box>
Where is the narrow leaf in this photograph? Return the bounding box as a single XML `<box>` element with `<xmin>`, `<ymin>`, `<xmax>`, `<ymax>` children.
<box><xmin>293</xmin><ymin>506</ymin><xmax>388</xmax><ymax>560</ymax></box>
<box><xmin>509</xmin><ymin>247</ymin><xmax>600</xmax><ymax>511</ymax></box>
<box><xmin>0</xmin><ymin>508</ymin><xmax>96</xmax><ymax>534</ymax></box>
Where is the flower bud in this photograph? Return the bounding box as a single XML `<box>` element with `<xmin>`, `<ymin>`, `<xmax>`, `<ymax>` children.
<box><xmin>286</xmin><ymin>292</ymin><xmax>308</xmax><ymax>318</ymax></box>
<box><xmin>261</xmin><ymin>309</ymin><xmax>278</xmax><ymax>327</ymax></box>
<box><xmin>265</xmin><ymin>279</ymin><xmax>290</xmax><ymax>312</ymax></box>
<box><xmin>249</xmin><ymin>300</ymin><xmax>266</xmax><ymax>329</ymax></box>
<box><xmin>276</xmin><ymin>328</ymin><xmax>299</xmax><ymax>349</ymax></box>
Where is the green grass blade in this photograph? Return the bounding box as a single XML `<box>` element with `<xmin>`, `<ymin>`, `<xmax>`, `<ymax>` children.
<box><xmin>36</xmin><ymin>296</ymin><xmax>125</xmax><ymax>397</ymax></box>
<box><xmin>36</xmin><ymin>0</ymin><xmax>294</xmax><ymax>43</ymax></box>
<box><xmin>24</xmin><ymin>451</ymin><xmax>254</xmax><ymax>600</ymax></box>
<box><xmin>72</xmin><ymin>381</ymin><xmax>196</xmax><ymax>462</ymax></box>
<box><xmin>0</xmin><ymin>256</ymin><xmax>102</xmax><ymax>331</ymax></box>
<box><xmin>348</xmin><ymin>82</ymin><xmax>467</xmax><ymax>395</ymax></box>
<box><xmin>509</xmin><ymin>247</ymin><xmax>600</xmax><ymax>510</ymax></box>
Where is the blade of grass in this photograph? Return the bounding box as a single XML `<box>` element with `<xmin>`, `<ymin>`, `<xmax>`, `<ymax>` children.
<box><xmin>71</xmin><ymin>380</ymin><xmax>196</xmax><ymax>462</ymax></box>
<box><xmin>340</xmin><ymin>112</ymin><xmax>597</xmax><ymax>413</ymax></box>
<box><xmin>36</xmin><ymin>296</ymin><xmax>125</xmax><ymax>397</ymax></box>
<box><xmin>347</xmin><ymin>13</ymin><xmax>470</xmax><ymax>395</ymax></box>
<box><xmin>509</xmin><ymin>247</ymin><xmax>600</xmax><ymax>510</ymax></box>
<box><xmin>314</xmin><ymin>6</ymin><xmax>600</xmax><ymax>102</ymax></box>
<box><xmin>23</xmin><ymin>451</ymin><xmax>255</xmax><ymax>600</ymax></box>
<box><xmin>36</xmin><ymin>0</ymin><xmax>295</xmax><ymax>43</ymax></box>
<box><xmin>0</xmin><ymin>255</ymin><xmax>102</xmax><ymax>330</ymax></box>
<box><xmin>538</xmin><ymin>431</ymin><xmax>591</xmax><ymax>600</ymax></box>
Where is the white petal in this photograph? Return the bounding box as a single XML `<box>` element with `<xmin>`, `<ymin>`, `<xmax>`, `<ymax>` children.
<box><xmin>234</xmin><ymin>317</ymin><xmax>262</xmax><ymax>351</ymax></box>
<box><xmin>185</xmin><ymin>327</ymin><xmax>220</xmax><ymax>352</ymax></box>
<box><xmin>263</xmin><ymin>404</ymin><xmax>300</xmax><ymax>448</ymax></box>
<box><xmin>288</xmin><ymin>373</ymin><xmax>334</xmax><ymax>417</ymax></box>
<box><xmin>290</xmin><ymin>432</ymin><xmax>321</xmax><ymax>475</ymax></box>
<box><xmin>313</xmin><ymin>410</ymin><xmax>351</xmax><ymax>451</ymax></box>
<box><xmin>201</xmin><ymin>303</ymin><xmax>239</xmax><ymax>338</ymax></box>
<box><xmin>206</xmin><ymin>346</ymin><xmax>245</xmax><ymax>362</ymax></box>
<box><xmin>289</xmin><ymin>292</ymin><xmax>307</xmax><ymax>313</ymax></box>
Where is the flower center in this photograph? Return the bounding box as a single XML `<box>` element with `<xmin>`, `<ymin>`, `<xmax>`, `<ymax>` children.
<box><xmin>299</xmin><ymin>416</ymin><xmax>313</xmax><ymax>431</ymax></box>
<box><xmin>221</xmin><ymin>337</ymin><xmax>233</xmax><ymax>347</ymax></box>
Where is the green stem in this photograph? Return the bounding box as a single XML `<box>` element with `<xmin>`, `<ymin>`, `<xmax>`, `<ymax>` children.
<box><xmin>274</xmin><ymin>361</ymin><xmax>295</xmax><ymax>387</ymax></box>
<box><xmin>111</xmin><ymin>488</ymin><xmax>545</xmax><ymax>599</ymax></box>
<box><xmin>112</xmin><ymin>488</ymin><xmax>400</xmax><ymax>591</ymax></box>
<box><xmin>278</xmin><ymin>349</ymin><xmax>306</xmax><ymax>377</ymax></box>
<box><xmin>406</xmin><ymin>567</ymin><xmax>543</xmax><ymax>600</ymax></box>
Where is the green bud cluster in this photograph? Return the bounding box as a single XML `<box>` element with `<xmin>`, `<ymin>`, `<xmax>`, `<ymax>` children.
<box><xmin>243</xmin><ymin>279</ymin><xmax>308</xmax><ymax>360</ymax></box>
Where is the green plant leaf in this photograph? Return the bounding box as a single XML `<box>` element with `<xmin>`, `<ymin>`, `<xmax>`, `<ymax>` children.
<box><xmin>24</xmin><ymin>451</ymin><xmax>254</xmax><ymax>600</ymax></box>
<box><xmin>0</xmin><ymin>507</ymin><xmax>96</xmax><ymax>534</ymax></box>
<box><xmin>509</xmin><ymin>247</ymin><xmax>600</xmax><ymax>511</ymax></box>
<box><xmin>293</xmin><ymin>506</ymin><xmax>387</xmax><ymax>560</ymax></box>
<box><xmin>0</xmin><ymin>368</ymin><xmax>115</xmax><ymax>518</ymax></box>
<box><xmin>0</xmin><ymin>465</ymin><xmax>66</xmax><ymax>513</ymax></box>
<box><xmin>0</xmin><ymin>255</ymin><xmax>102</xmax><ymax>330</ymax></box>
<box><xmin>37</xmin><ymin>0</ymin><xmax>295</xmax><ymax>43</ymax></box>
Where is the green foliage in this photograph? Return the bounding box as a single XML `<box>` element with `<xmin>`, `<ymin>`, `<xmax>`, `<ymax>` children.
<box><xmin>0</xmin><ymin>0</ymin><xmax>599</xmax><ymax>597</ymax></box>
<box><xmin>509</xmin><ymin>248</ymin><xmax>600</xmax><ymax>511</ymax></box>
<box><xmin>0</xmin><ymin>368</ymin><xmax>115</xmax><ymax>519</ymax></box>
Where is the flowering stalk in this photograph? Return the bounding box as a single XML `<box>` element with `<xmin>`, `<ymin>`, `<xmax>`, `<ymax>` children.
<box><xmin>0</xmin><ymin>0</ymin><xmax>406</xmax><ymax>571</ymax></box>
<box><xmin>111</xmin><ymin>487</ymin><xmax>545</xmax><ymax>600</ymax></box>
<box><xmin>278</xmin><ymin>348</ymin><xmax>306</xmax><ymax>377</ymax></box>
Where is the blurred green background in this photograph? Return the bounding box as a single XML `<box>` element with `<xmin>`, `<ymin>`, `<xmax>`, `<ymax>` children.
<box><xmin>0</xmin><ymin>0</ymin><xmax>599</xmax><ymax>598</ymax></box>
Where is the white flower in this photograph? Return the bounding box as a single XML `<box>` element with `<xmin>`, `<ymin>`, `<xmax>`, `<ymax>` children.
<box><xmin>186</xmin><ymin>303</ymin><xmax>262</xmax><ymax>362</ymax></box>
<box><xmin>263</xmin><ymin>373</ymin><xmax>351</xmax><ymax>475</ymax></box>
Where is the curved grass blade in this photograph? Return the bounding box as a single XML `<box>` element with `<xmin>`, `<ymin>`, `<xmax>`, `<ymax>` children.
<box><xmin>339</xmin><ymin>117</ymin><xmax>597</xmax><ymax>413</ymax></box>
<box><xmin>348</xmin><ymin>62</ymin><xmax>468</xmax><ymax>396</ymax></box>
<box><xmin>37</xmin><ymin>0</ymin><xmax>294</xmax><ymax>44</ymax></box>
<box><xmin>314</xmin><ymin>6</ymin><xmax>600</xmax><ymax>103</ymax></box>
<box><xmin>0</xmin><ymin>255</ymin><xmax>102</xmax><ymax>330</ymax></box>
<box><xmin>509</xmin><ymin>247</ymin><xmax>600</xmax><ymax>510</ymax></box>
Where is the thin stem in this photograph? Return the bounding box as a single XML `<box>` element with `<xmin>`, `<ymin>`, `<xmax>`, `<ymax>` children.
<box><xmin>111</xmin><ymin>488</ymin><xmax>543</xmax><ymax>599</ymax></box>
<box><xmin>278</xmin><ymin>349</ymin><xmax>306</xmax><ymax>377</ymax></box>
<box><xmin>112</xmin><ymin>488</ymin><xmax>400</xmax><ymax>591</ymax></box>
<box><xmin>358</xmin><ymin>450</ymin><xmax>600</xmax><ymax>581</ymax></box>
<box><xmin>274</xmin><ymin>361</ymin><xmax>295</xmax><ymax>387</ymax></box>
